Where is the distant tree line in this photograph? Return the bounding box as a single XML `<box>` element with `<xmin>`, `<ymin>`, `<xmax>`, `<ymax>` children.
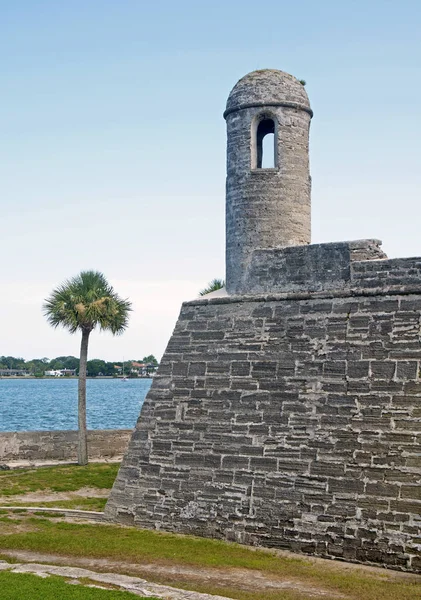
<box><xmin>0</xmin><ymin>355</ymin><xmax>158</xmax><ymax>377</ymax></box>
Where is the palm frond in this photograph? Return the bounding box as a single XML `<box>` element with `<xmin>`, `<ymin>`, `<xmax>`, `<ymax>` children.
<box><xmin>199</xmin><ymin>278</ymin><xmax>225</xmax><ymax>296</ymax></box>
<box><xmin>43</xmin><ymin>271</ymin><xmax>132</xmax><ymax>335</ymax></box>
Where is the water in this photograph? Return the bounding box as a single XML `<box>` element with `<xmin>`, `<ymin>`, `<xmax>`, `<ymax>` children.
<box><xmin>0</xmin><ymin>378</ymin><xmax>152</xmax><ymax>431</ymax></box>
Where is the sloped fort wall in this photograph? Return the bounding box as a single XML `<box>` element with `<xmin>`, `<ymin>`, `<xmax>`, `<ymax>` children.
<box><xmin>106</xmin><ymin>242</ymin><xmax>421</xmax><ymax>572</ymax></box>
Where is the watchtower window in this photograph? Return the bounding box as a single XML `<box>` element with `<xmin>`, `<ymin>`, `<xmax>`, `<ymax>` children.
<box><xmin>256</xmin><ymin>118</ymin><xmax>276</xmax><ymax>168</ymax></box>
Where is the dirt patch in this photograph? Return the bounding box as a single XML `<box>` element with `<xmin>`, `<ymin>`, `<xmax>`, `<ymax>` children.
<box><xmin>0</xmin><ymin>521</ymin><xmax>39</xmax><ymax>536</ymax></box>
<box><xmin>0</xmin><ymin>549</ymin><xmax>351</xmax><ymax>598</ymax></box>
<box><xmin>0</xmin><ymin>487</ymin><xmax>109</xmax><ymax>504</ymax></box>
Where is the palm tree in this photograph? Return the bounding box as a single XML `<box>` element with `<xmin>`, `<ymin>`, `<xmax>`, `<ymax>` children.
<box><xmin>199</xmin><ymin>278</ymin><xmax>225</xmax><ymax>296</ymax></box>
<box><xmin>43</xmin><ymin>271</ymin><xmax>132</xmax><ymax>465</ymax></box>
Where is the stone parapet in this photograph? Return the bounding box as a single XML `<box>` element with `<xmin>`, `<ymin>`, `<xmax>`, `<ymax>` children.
<box><xmin>242</xmin><ymin>239</ymin><xmax>388</xmax><ymax>294</ymax></box>
<box><xmin>352</xmin><ymin>256</ymin><xmax>421</xmax><ymax>288</ymax></box>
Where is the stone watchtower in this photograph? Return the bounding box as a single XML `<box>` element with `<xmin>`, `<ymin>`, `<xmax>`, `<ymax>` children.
<box><xmin>107</xmin><ymin>69</ymin><xmax>421</xmax><ymax>573</ymax></box>
<box><xmin>225</xmin><ymin>69</ymin><xmax>313</xmax><ymax>294</ymax></box>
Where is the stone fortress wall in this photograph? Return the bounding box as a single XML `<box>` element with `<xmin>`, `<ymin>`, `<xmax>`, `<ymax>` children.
<box><xmin>0</xmin><ymin>429</ymin><xmax>132</xmax><ymax>464</ymax></box>
<box><xmin>106</xmin><ymin>70</ymin><xmax>421</xmax><ymax>572</ymax></box>
<box><xmin>106</xmin><ymin>245</ymin><xmax>421</xmax><ymax>571</ymax></box>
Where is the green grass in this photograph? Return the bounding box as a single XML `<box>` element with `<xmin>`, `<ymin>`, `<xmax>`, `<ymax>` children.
<box><xmin>1</xmin><ymin>516</ymin><xmax>420</xmax><ymax>600</ymax></box>
<box><xmin>2</xmin><ymin>497</ymin><xmax>107</xmax><ymax>511</ymax></box>
<box><xmin>0</xmin><ymin>517</ymin><xmax>22</xmax><ymax>524</ymax></box>
<box><xmin>0</xmin><ymin>463</ymin><xmax>119</xmax><ymax>496</ymax></box>
<box><xmin>0</xmin><ymin>571</ymin><xmax>159</xmax><ymax>600</ymax></box>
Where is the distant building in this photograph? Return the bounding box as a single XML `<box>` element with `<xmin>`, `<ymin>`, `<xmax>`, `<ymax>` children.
<box><xmin>131</xmin><ymin>362</ymin><xmax>158</xmax><ymax>377</ymax></box>
<box><xmin>60</xmin><ymin>368</ymin><xmax>77</xmax><ymax>376</ymax></box>
<box><xmin>45</xmin><ymin>369</ymin><xmax>76</xmax><ymax>377</ymax></box>
<box><xmin>0</xmin><ymin>369</ymin><xmax>29</xmax><ymax>377</ymax></box>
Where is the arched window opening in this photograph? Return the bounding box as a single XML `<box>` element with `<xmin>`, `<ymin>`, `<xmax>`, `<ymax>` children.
<box><xmin>262</xmin><ymin>132</ymin><xmax>275</xmax><ymax>168</ymax></box>
<box><xmin>256</xmin><ymin>118</ymin><xmax>275</xmax><ymax>168</ymax></box>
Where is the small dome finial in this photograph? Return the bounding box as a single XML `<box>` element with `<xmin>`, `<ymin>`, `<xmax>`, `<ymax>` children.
<box><xmin>224</xmin><ymin>69</ymin><xmax>312</xmax><ymax>119</ymax></box>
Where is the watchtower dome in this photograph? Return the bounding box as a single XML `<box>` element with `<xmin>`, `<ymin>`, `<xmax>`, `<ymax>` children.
<box><xmin>224</xmin><ymin>69</ymin><xmax>313</xmax><ymax>294</ymax></box>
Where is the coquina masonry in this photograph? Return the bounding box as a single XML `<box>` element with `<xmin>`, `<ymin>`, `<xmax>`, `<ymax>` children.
<box><xmin>106</xmin><ymin>70</ymin><xmax>421</xmax><ymax>572</ymax></box>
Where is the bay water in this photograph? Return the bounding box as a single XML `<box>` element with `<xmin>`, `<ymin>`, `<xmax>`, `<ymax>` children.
<box><xmin>0</xmin><ymin>378</ymin><xmax>152</xmax><ymax>432</ymax></box>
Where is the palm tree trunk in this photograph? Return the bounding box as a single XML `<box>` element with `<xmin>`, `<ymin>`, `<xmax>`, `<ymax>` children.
<box><xmin>78</xmin><ymin>328</ymin><xmax>90</xmax><ymax>465</ymax></box>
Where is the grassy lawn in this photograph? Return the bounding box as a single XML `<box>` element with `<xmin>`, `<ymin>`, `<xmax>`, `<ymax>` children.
<box><xmin>0</xmin><ymin>571</ymin><xmax>159</xmax><ymax>600</ymax></box>
<box><xmin>0</xmin><ymin>463</ymin><xmax>119</xmax><ymax>497</ymax></box>
<box><xmin>0</xmin><ymin>514</ymin><xmax>420</xmax><ymax>600</ymax></box>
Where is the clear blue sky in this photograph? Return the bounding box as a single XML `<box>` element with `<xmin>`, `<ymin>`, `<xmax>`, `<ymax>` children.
<box><xmin>1</xmin><ymin>1</ymin><xmax>420</xmax><ymax>360</ymax></box>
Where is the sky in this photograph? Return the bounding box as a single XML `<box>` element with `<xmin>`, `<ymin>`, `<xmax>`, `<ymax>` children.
<box><xmin>1</xmin><ymin>0</ymin><xmax>420</xmax><ymax>362</ymax></box>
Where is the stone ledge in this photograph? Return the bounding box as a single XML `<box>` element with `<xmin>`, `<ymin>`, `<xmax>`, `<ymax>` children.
<box><xmin>188</xmin><ymin>284</ymin><xmax>421</xmax><ymax>306</ymax></box>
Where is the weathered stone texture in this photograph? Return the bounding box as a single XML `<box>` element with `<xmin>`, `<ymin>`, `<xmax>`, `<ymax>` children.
<box><xmin>0</xmin><ymin>429</ymin><xmax>132</xmax><ymax>463</ymax></box>
<box><xmin>225</xmin><ymin>70</ymin><xmax>312</xmax><ymax>295</ymax></box>
<box><xmin>225</xmin><ymin>69</ymin><xmax>311</xmax><ymax>115</ymax></box>
<box><xmin>106</xmin><ymin>290</ymin><xmax>421</xmax><ymax>571</ymax></box>
<box><xmin>353</xmin><ymin>257</ymin><xmax>421</xmax><ymax>288</ymax></box>
<box><xmin>246</xmin><ymin>239</ymin><xmax>387</xmax><ymax>294</ymax></box>
<box><xmin>241</xmin><ymin>240</ymin><xmax>421</xmax><ymax>297</ymax></box>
